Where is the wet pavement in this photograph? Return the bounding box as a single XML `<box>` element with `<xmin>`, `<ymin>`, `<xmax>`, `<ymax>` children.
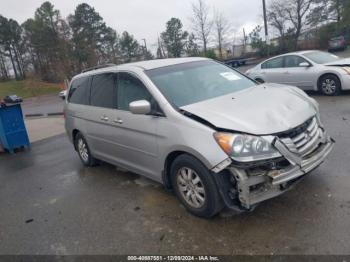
<box><xmin>1</xmin><ymin>94</ymin><xmax>350</xmax><ymax>255</ymax></box>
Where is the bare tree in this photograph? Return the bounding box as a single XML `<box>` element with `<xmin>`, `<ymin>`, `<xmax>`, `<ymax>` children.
<box><xmin>213</xmin><ymin>11</ymin><xmax>230</xmax><ymax>59</ymax></box>
<box><xmin>268</xmin><ymin>0</ymin><xmax>288</xmax><ymax>51</ymax></box>
<box><xmin>190</xmin><ymin>0</ymin><xmax>212</xmax><ymax>54</ymax></box>
<box><xmin>284</xmin><ymin>0</ymin><xmax>315</xmax><ymax>50</ymax></box>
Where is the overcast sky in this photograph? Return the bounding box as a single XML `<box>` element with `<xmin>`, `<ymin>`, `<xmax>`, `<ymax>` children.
<box><xmin>0</xmin><ymin>0</ymin><xmax>265</xmax><ymax>50</ymax></box>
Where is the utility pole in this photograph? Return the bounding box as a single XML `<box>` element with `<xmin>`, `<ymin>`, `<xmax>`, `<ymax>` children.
<box><xmin>262</xmin><ymin>0</ymin><xmax>270</xmax><ymax>56</ymax></box>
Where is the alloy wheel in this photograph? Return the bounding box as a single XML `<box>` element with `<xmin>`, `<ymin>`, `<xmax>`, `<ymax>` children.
<box><xmin>321</xmin><ymin>78</ymin><xmax>337</xmax><ymax>95</ymax></box>
<box><xmin>176</xmin><ymin>167</ymin><xmax>206</xmax><ymax>209</ymax></box>
<box><xmin>78</xmin><ymin>138</ymin><xmax>89</xmax><ymax>162</ymax></box>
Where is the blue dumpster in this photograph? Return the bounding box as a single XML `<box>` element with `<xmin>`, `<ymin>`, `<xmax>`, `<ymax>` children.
<box><xmin>0</xmin><ymin>103</ymin><xmax>30</xmax><ymax>154</ymax></box>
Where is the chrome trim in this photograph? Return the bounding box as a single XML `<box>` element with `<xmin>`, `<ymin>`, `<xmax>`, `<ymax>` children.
<box><xmin>271</xmin><ymin>136</ymin><xmax>334</xmax><ymax>185</ymax></box>
<box><xmin>280</xmin><ymin>117</ymin><xmax>325</xmax><ymax>157</ymax></box>
<box><xmin>274</xmin><ymin>139</ymin><xmax>302</xmax><ymax>166</ymax></box>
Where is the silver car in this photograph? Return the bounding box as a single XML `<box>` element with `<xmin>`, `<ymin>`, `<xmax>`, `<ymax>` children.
<box><xmin>64</xmin><ymin>58</ymin><xmax>334</xmax><ymax>217</ymax></box>
<box><xmin>246</xmin><ymin>50</ymin><xmax>350</xmax><ymax>95</ymax></box>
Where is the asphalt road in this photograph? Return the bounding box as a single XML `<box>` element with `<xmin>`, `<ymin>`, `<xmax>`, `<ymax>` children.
<box><xmin>1</xmin><ymin>93</ymin><xmax>350</xmax><ymax>255</ymax></box>
<box><xmin>21</xmin><ymin>94</ymin><xmax>64</xmax><ymax>117</ymax></box>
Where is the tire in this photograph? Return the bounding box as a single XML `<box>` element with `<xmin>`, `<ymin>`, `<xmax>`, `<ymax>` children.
<box><xmin>318</xmin><ymin>74</ymin><xmax>341</xmax><ymax>96</ymax></box>
<box><xmin>74</xmin><ymin>133</ymin><xmax>98</xmax><ymax>167</ymax></box>
<box><xmin>170</xmin><ymin>154</ymin><xmax>223</xmax><ymax>218</ymax></box>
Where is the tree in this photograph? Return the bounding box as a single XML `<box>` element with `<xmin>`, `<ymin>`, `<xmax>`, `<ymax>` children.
<box><xmin>0</xmin><ymin>15</ymin><xmax>25</xmax><ymax>80</ymax></box>
<box><xmin>190</xmin><ymin>0</ymin><xmax>212</xmax><ymax>54</ymax></box>
<box><xmin>248</xmin><ymin>25</ymin><xmax>272</xmax><ymax>57</ymax></box>
<box><xmin>343</xmin><ymin>0</ymin><xmax>350</xmax><ymax>25</ymax></box>
<box><xmin>249</xmin><ymin>25</ymin><xmax>264</xmax><ymax>49</ymax></box>
<box><xmin>156</xmin><ymin>36</ymin><xmax>166</xmax><ymax>59</ymax></box>
<box><xmin>100</xmin><ymin>27</ymin><xmax>120</xmax><ymax>64</ymax></box>
<box><xmin>186</xmin><ymin>33</ymin><xmax>200</xmax><ymax>56</ymax></box>
<box><xmin>0</xmin><ymin>50</ymin><xmax>9</xmax><ymax>80</ymax></box>
<box><xmin>119</xmin><ymin>31</ymin><xmax>140</xmax><ymax>61</ymax></box>
<box><xmin>308</xmin><ymin>0</ymin><xmax>350</xmax><ymax>27</ymax></box>
<box><xmin>69</xmin><ymin>3</ymin><xmax>109</xmax><ymax>69</ymax></box>
<box><xmin>268</xmin><ymin>0</ymin><xmax>288</xmax><ymax>52</ymax></box>
<box><xmin>22</xmin><ymin>1</ymin><xmax>71</xmax><ymax>81</ymax></box>
<box><xmin>35</xmin><ymin>1</ymin><xmax>60</xmax><ymax>33</ymax></box>
<box><xmin>284</xmin><ymin>0</ymin><xmax>316</xmax><ymax>50</ymax></box>
<box><xmin>1</xmin><ymin>2</ymin><xmax>153</xmax><ymax>81</ymax></box>
<box><xmin>161</xmin><ymin>18</ymin><xmax>188</xmax><ymax>58</ymax></box>
<box><xmin>213</xmin><ymin>11</ymin><xmax>230</xmax><ymax>59</ymax></box>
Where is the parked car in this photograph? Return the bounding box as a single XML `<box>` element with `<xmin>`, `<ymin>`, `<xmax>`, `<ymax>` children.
<box><xmin>246</xmin><ymin>50</ymin><xmax>350</xmax><ymax>95</ymax></box>
<box><xmin>328</xmin><ymin>36</ymin><xmax>347</xmax><ymax>52</ymax></box>
<box><xmin>58</xmin><ymin>90</ymin><xmax>67</xmax><ymax>100</ymax></box>
<box><xmin>64</xmin><ymin>58</ymin><xmax>334</xmax><ymax>217</ymax></box>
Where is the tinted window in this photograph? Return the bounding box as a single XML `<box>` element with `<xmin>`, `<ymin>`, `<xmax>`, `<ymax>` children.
<box><xmin>117</xmin><ymin>73</ymin><xmax>153</xmax><ymax>111</ymax></box>
<box><xmin>262</xmin><ymin>57</ymin><xmax>284</xmax><ymax>69</ymax></box>
<box><xmin>68</xmin><ymin>76</ymin><xmax>91</xmax><ymax>105</ymax></box>
<box><xmin>90</xmin><ymin>73</ymin><xmax>117</xmax><ymax>108</ymax></box>
<box><xmin>146</xmin><ymin>60</ymin><xmax>255</xmax><ymax>107</ymax></box>
<box><xmin>284</xmin><ymin>55</ymin><xmax>309</xmax><ymax>67</ymax></box>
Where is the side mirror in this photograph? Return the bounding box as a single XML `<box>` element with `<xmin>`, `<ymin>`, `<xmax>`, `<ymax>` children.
<box><xmin>299</xmin><ymin>62</ymin><xmax>311</xmax><ymax>67</ymax></box>
<box><xmin>59</xmin><ymin>90</ymin><xmax>67</xmax><ymax>100</ymax></box>
<box><xmin>129</xmin><ymin>100</ymin><xmax>151</xmax><ymax>115</ymax></box>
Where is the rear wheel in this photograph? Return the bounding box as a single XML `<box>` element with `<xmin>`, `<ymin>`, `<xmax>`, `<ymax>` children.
<box><xmin>170</xmin><ymin>154</ymin><xmax>223</xmax><ymax>218</ymax></box>
<box><xmin>318</xmin><ymin>74</ymin><xmax>341</xmax><ymax>96</ymax></box>
<box><xmin>74</xmin><ymin>133</ymin><xmax>98</xmax><ymax>166</ymax></box>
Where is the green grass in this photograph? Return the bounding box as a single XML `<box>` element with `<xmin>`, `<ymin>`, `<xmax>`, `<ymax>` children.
<box><xmin>0</xmin><ymin>79</ymin><xmax>63</xmax><ymax>99</ymax></box>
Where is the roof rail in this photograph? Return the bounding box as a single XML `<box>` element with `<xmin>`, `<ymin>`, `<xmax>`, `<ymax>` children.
<box><xmin>81</xmin><ymin>63</ymin><xmax>117</xmax><ymax>73</ymax></box>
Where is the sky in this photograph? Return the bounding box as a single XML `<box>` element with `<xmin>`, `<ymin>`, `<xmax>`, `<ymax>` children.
<box><xmin>0</xmin><ymin>0</ymin><xmax>265</xmax><ymax>51</ymax></box>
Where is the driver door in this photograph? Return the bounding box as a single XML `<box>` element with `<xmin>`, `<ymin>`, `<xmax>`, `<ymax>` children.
<box><xmin>283</xmin><ymin>55</ymin><xmax>314</xmax><ymax>90</ymax></box>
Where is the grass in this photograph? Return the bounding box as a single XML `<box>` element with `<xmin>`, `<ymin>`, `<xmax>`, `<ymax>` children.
<box><xmin>0</xmin><ymin>79</ymin><xmax>63</xmax><ymax>99</ymax></box>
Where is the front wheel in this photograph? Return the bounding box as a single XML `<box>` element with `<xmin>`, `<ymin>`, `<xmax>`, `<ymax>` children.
<box><xmin>170</xmin><ymin>154</ymin><xmax>223</xmax><ymax>218</ymax></box>
<box><xmin>318</xmin><ymin>74</ymin><xmax>341</xmax><ymax>96</ymax></box>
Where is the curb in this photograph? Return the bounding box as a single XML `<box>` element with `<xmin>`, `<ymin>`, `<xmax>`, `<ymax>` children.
<box><xmin>25</xmin><ymin>112</ymin><xmax>64</xmax><ymax>118</ymax></box>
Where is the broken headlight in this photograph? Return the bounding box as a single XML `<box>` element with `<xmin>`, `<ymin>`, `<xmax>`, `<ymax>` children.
<box><xmin>214</xmin><ymin>132</ymin><xmax>281</xmax><ymax>162</ymax></box>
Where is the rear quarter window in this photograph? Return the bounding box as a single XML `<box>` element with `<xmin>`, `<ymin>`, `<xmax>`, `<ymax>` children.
<box><xmin>68</xmin><ymin>76</ymin><xmax>91</xmax><ymax>105</ymax></box>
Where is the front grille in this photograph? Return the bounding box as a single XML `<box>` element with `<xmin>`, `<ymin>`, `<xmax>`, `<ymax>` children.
<box><xmin>279</xmin><ymin>117</ymin><xmax>323</xmax><ymax>156</ymax></box>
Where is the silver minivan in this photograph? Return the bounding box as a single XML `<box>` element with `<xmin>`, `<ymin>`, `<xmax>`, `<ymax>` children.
<box><xmin>64</xmin><ymin>57</ymin><xmax>334</xmax><ymax>217</ymax></box>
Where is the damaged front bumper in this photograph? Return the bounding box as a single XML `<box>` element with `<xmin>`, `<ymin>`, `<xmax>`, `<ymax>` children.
<box><xmin>213</xmin><ymin>121</ymin><xmax>335</xmax><ymax>211</ymax></box>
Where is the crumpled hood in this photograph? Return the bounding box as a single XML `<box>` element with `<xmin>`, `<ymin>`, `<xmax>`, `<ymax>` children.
<box><xmin>324</xmin><ymin>57</ymin><xmax>350</xmax><ymax>66</ymax></box>
<box><xmin>181</xmin><ymin>83</ymin><xmax>317</xmax><ymax>135</ymax></box>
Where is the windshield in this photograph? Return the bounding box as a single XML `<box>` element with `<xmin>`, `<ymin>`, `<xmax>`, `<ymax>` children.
<box><xmin>146</xmin><ymin>60</ymin><xmax>256</xmax><ymax>107</ymax></box>
<box><xmin>304</xmin><ymin>51</ymin><xmax>340</xmax><ymax>64</ymax></box>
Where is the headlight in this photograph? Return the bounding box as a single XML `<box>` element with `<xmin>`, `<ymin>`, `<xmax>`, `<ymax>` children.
<box><xmin>342</xmin><ymin>67</ymin><xmax>350</xmax><ymax>74</ymax></box>
<box><xmin>213</xmin><ymin>132</ymin><xmax>281</xmax><ymax>162</ymax></box>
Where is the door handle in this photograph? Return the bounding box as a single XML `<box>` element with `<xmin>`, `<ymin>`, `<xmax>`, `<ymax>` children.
<box><xmin>114</xmin><ymin>118</ymin><xmax>123</xmax><ymax>124</ymax></box>
<box><xmin>100</xmin><ymin>115</ymin><xmax>109</xmax><ymax>121</ymax></box>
